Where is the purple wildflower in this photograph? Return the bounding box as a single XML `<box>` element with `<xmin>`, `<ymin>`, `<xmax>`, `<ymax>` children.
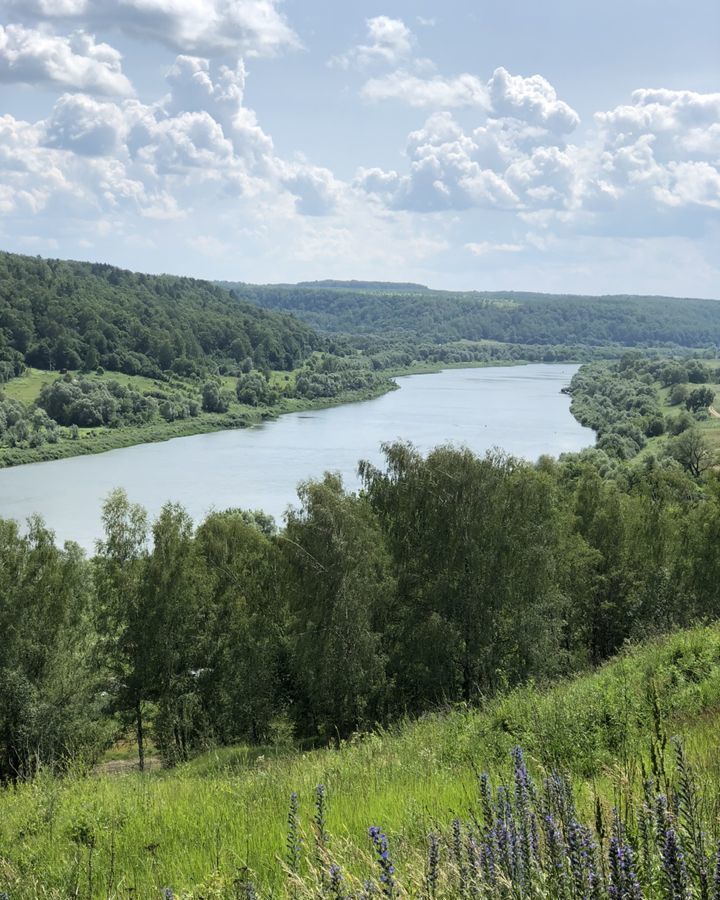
<box><xmin>368</xmin><ymin>826</ymin><xmax>396</xmax><ymax>898</ymax></box>
<box><xmin>452</xmin><ymin>819</ymin><xmax>468</xmax><ymax>897</ymax></box>
<box><xmin>426</xmin><ymin>832</ymin><xmax>440</xmax><ymax>899</ymax></box>
<box><xmin>479</xmin><ymin>773</ymin><xmax>494</xmax><ymax>832</ymax></box>
<box><xmin>543</xmin><ymin>813</ymin><xmax>568</xmax><ymax>894</ymax></box>
<box><xmin>287</xmin><ymin>791</ymin><xmax>301</xmax><ymax>876</ymax></box>
<box><xmin>480</xmin><ymin>835</ymin><xmax>497</xmax><ymax>886</ymax></box>
<box><xmin>662</xmin><ymin>825</ymin><xmax>690</xmax><ymax>900</ymax></box>
<box><xmin>328</xmin><ymin>864</ymin><xmax>345</xmax><ymax>900</ymax></box>
<box><xmin>315</xmin><ymin>784</ymin><xmax>328</xmax><ymax>848</ymax></box>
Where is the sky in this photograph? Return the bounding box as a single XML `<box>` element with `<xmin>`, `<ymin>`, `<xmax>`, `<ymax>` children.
<box><xmin>0</xmin><ymin>0</ymin><xmax>718</xmax><ymax>296</ymax></box>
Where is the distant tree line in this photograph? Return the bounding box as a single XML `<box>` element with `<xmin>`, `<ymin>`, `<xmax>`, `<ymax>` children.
<box><xmin>221</xmin><ymin>280</ymin><xmax>720</xmax><ymax>349</ymax></box>
<box><xmin>3</xmin><ymin>440</ymin><xmax>720</xmax><ymax>780</ymax></box>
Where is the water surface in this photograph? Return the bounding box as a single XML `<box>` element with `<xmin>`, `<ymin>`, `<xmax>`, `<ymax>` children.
<box><xmin>0</xmin><ymin>364</ymin><xmax>593</xmax><ymax>548</ymax></box>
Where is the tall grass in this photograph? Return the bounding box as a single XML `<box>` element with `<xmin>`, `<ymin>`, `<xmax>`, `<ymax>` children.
<box><xmin>2</xmin><ymin>626</ymin><xmax>720</xmax><ymax>897</ymax></box>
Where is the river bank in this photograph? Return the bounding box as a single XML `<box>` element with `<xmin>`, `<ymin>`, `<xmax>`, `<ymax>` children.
<box><xmin>0</xmin><ymin>376</ymin><xmax>400</xmax><ymax>470</ymax></box>
<box><xmin>0</xmin><ymin>357</ymin><xmax>548</xmax><ymax>471</ymax></box>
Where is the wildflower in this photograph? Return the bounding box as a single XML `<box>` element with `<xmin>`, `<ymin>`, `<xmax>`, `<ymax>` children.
<box><xmin>568</xmin><ymin>819</ymin><xmax>599</xmax><ymax>900</ymax></box>
<box><xmin>315</xmin><ymin>784</ymin><xmax>328</xmax><ymax>849</ymax></box>
<box><xmin>368</xmin><ymin>826</ymin><xmax>396</xmax><ymax>898</ymax></box>
<box><xmin>662</xmin><ymin>825</ymin><xmax>690</xmax><ymax>900</ymax></box>
<box><xmin>426</xmin><ymin>832</ymin><xmax>440</xmax><ymax>899</ymax></box>
<box><xmin>452</xmin><ymin>819</ymin><xmax>468</xmax><ymax>896</ymax></box>
<box><xmin>673</xmin><ymin>739</ymin><xmax>709</xmax><ymax>900</ymax></box>
<box><xmin>543</xmin><ymin>813</ymin><xmax>568</xmax><ymax>895</ymax></box>
<box><xmin>478</xmin><ymin>773</ymin><xmax>494</xmax><ymax>832</ymax></box>
<box><xmin>513</xmin><ymin>746</ymin><xmax>537</xmax><ymax>881</ymax></box>
<box><xmin>465</xmin><ymin>831</ymin><xmax>482</xmax><ymax>899</ymax></box>
<box><xmin>287</xmin><ymin>791</ymin><xmax>301</xmax><ymax>876</ymax></box>
<box><xmin>328</xmin><ymin>864</ymin><xmax>345</xmax><ymax>900</ymax></box>
<box><xmin>479</xmin><ymin>835</ymin><xmax>497</xmax><ymax>886</ymax></box>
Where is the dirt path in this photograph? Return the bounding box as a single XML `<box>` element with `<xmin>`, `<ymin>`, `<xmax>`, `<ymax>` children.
<box><xmin>93</xmin><ymin>756</ymin><xmax>162</xmax><ymax>776</ymax></box>
<box><xmin>709</xmin><ymin>406</ymin><xmax>720</xmax><ymax>419</ymax></box>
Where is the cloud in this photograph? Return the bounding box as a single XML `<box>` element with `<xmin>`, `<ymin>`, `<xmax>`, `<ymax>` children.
<box><xmin>357</xmin><ymin>112</ymin><xmax>521</xmax><ymax>212</ymax></box>
<box><xmin>357</xmin><ymin>62</ymin><xmax>580</xmax><ymax>134</ymax></box>
<box><xmin>488</xmin><ymin>67</ymin><xmax>580</xmax><ymax>133</ymax></box>
<box><xmin>43</xmin><ymin>92</ymin><xmax>128</xmax><ymax>155</ymax></box>
<box><xmin>465</xmin><ymin>241</ymin><xmax>523</xmax><ymax>255</ymax></box>
<box><xmin>0</xmin><ymin>49</ymin><xmax>348</xmax><ymax>235</ymax></box>
<box><xmin>357</xmin><ymin>78</ymin><xmax>720</xmax><ymax>234</ymax></box>
<box><xmin>654</xmin><ymin>161</ymin><xmax>720</xmax><ymax>210</ymax></box>
<box><xmin>357</xmin><ymin>109</ymin><xmax>582</xmax><ymax>214</ymax></box>
<box><xmin>362</xmin><ymin>71</ymin><xmax>488</xmax><ymax>108</ymax></box>
<box><xmin>0</xmin><ymin>24</ymin><xmax>134</xmax><ymax>96</ymax></box>
<box><xmin>332</xmin><ymin>15</ymin><xmax>413</xmax><ymax>69</ymax></box>
<box><xmin>163</xmin><ymin>55</ymin><xmax>273</xmax><ymax>165</ymax></box>
<box><xmin>280</xmin><ymin>162</ymin><xmax>342</xmax><ymax>215</ymax></box>
<box><xmin>593</xmin><ymin>87</ymin><xmax>720</xmax><ymax>216</ymax></box>
<box><xmin>596</xmin><ymin>88</ymin><xmax>720</xmax><ymax>159</ymax></box>
<box><xmin>0</xmin><ymin>0</ymin><xmax>299</xmax><ymax>57</ymax></box>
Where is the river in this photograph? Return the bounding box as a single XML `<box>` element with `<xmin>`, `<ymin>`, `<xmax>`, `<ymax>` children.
<box><xmin>0</xmin><ymin>364</ymin><xmax>594</xmax><ymax>548</ymax></box>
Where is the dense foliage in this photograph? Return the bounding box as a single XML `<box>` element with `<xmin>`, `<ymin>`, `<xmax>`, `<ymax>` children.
<box><xmin>0</xmin><ymin>252</ymin><xmax>320</xmax><ymax>380</ymax></box>
<box><xmin>4</xmin><ymin>439</ymin><xmax>720</xmax><ymax>782</ymax></box>
<box><xmin>221</xmin><ymin>280</ymin><xmax>720</xmax><ymax>349</ymax></box>
<box><xmin>38</xmin><ymin>374</ymin><xmax>159</xmax><ymax>427</ymax></box>
<box><xmin>0</xmin><ymin>396</ymin><xmax>58</xmax><ymax>448</ymax></box>
<box><xmin>568</xmin><ymin>355</ymin><xmax>716</xmax><ymax>461</ymax></box>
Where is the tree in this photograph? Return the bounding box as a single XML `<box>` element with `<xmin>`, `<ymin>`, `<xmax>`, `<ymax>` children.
<box><xmin>195</xmin><ymin>511</ymin><xmax>284</xmax><ymax>744</ymax></box>
<box><xmin>670</xmin><ymin>428</ymin><xmax>714</xmax><ymax>478</ymax></box>
<box><xmin>236</xmin><ymin>372</ymin><xmax>274</xmax><ymax>406</ymax></box>
<box><xmin>360</xmin><ymin>443</ymin><xmax>567</xmax><ymax>710</ymax></box>
<box><xmin>686</xmin><ymin>387</ymin><xmax>715</xmax><ymax>413</ymax></box>
<box><xmin>143</xmin><ymin>504</ymin><xmax>209</xmax><ymax>764</ymax></box>
<box><xmin>94</xmin><ymin>490</ymin><xmax>151</xmax><ymax>769</ymax></box>
<box><xmin>0</xmin><ymin>517</ymin><xmax>101</xmax><ymax>780</ymax></box>
<box><xmin>282</xmin><ymin>474</ymin><xmax>392</xmax><ymax>739</ymax></box>
<box><xmin>201</xmin><ymin>380</ymin><xmax>232</xmax><ymax>413</ymax></box>
<box><xmin>669</xmin><ymin>383</ymin><xmax>688</xmax><ymax>406</ymax></box>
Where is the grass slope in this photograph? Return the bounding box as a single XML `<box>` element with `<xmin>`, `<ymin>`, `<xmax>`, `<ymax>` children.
<box><xmin>2</xmin><ymin>625</ymin><xmax>720</xmax><ymax>897</ymax></box>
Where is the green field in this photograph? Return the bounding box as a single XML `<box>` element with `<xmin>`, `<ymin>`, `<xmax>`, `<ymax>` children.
<box><xmin>3</xmin><ymin>624</ymin><xmax>720</xmax><ymax>898</ymax></box>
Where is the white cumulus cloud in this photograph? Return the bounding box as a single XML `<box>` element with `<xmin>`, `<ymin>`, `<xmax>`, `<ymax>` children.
<box><xmin>332</xmin><ymin>15</ymin><xmax>414</xmax><ymax>69</ymax></box>
<box><xmin>488</xmin><ymin>67</ymin><xmax>580</xmax><ymax>133</ymax></box>
<box><xmin>0</xmin><ymin>24</ymin><xmax>134</xmax><ymax>95</ymax></box>
<box><xmin>0</xmin><ymin>0</ymin><xmax>299</xmax><ymax>57</ymax></box>
<box><xmin>362</xmin><ymin>71</ymin><xmax>488</xmax><ymax>108</ymax></box>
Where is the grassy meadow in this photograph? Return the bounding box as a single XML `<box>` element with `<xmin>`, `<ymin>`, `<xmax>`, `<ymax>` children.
<box><xmin>3</xmin><ymin>624</ymin><xmax>720</xmax><ymax>898</ymax></box>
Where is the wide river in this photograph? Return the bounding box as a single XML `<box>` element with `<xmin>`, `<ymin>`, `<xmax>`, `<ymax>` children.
<box><xmin>0</xmin><ymin>364</ymin><xmax>593</xmax><ymax>548</ymax></box>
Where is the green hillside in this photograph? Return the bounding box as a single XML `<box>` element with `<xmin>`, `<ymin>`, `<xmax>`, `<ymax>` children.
<box><xmin>219</xmin><ymin>280</ymin><xmax>720</xmax><ymax>348</ymax></box>
<box><xmin>0</xmin><ymin>252</ymin><xmax>320</xmax><ymax>382</ymax></box>
<box><xmin>2</xmin><ymin>624</ymin><xmax>720</xmax><ymax>897</ymax></box>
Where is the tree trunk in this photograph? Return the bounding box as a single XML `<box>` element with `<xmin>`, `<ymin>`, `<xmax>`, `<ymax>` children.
<box><xmin>135</xmin><ymin>699</ymin><xmax>145</xmax><ymax>772</ymax></box>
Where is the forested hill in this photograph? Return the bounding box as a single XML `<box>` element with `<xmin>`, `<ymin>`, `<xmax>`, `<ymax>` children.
<box><xmin>218</xmin><ymin>281</ymin><xmax>720</xmax><ymax>348</ymax></box>
<box><xmin>0</xmin><ymin>252</ymin><xmax>320</xmax><ymax>380</ymax></box>
<box><xmin>294</xmin><ymin>279</ymin><xmax>432</xmax><ymax>293</ymax></box>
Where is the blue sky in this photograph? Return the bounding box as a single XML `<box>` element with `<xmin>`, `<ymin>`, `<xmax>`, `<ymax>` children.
<box><xmin>0</xmin><ymin>1</ymin><xmax>718</xmax><ymax>296</ymax></box>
